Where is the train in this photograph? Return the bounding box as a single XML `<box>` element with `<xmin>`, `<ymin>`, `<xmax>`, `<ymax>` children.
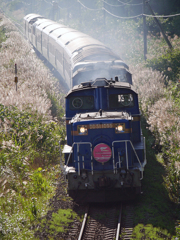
<box><xmin>24</xmin><ymin>13</ymin><xmax>146</xmax><ymax>202</ymax></box>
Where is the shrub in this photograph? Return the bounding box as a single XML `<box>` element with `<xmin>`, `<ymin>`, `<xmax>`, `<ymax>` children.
<box><xmin>0</xmin><ymin>13</ymin><xmax>66</xmax><ymax>239</ymax></box>
<box><xmin>146</xmin><ymin>49</ymin><xmax>180</xmax><ymax>82</ymax></box>
<box><xmin>131</xmin><ymin>64</ymin><xmax>165</xmax><ymax>114</ymax></box>
<box><xmin>50</xmin><ymin>209</ymin><xmax>77</xmax><ymax>234</ymax></box>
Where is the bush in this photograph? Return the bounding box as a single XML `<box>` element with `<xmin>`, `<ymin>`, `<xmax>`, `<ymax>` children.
<box><xmin>8</xmin><ymin>0</ymin><xmax>23</xmax><ymax>11</ymax></box>
<box><xmin>146</xmin><ymin>49</ymin><xmax>180</xmax><ymax>82</ymax></box>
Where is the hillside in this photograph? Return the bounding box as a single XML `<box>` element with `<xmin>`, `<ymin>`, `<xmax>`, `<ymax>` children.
<box><xmin>0</xmin><ymin>0</ymin><xmax>180</xmax><ymax>239</ymax></box>
<box><xmin>0</xmin><ymin>12</ymin><xmax>67</xmax><ymax>239</ymax></box>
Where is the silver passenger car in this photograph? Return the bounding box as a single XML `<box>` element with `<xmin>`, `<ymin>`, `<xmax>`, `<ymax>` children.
<box><xmin>24</xmin><ymin>14</ymin><xmax>131</xmax><ymax>89</ymax></box>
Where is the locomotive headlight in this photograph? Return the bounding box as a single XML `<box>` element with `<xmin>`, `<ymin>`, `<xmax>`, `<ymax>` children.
<box><xmin>115</xmin><ymin>123</ymin><xmax>125</xmax><ymax>133</ymax></box>
<box><xmin>78</xmin><ymin>125</ymin><xmax>88</xmax><ymax>135</ymax></box>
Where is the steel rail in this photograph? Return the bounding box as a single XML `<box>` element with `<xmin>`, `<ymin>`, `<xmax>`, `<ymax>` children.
<box><xmin>116</xmin><ymin>203</ymin><xmax>122</xmax><ymax>240</ymax></box>
<box><xmin>78</xmin><ymin>207</ymin><xmax>89</xmax><ymax>240</ymax></box>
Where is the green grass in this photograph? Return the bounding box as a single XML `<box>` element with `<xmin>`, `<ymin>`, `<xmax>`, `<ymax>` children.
<box><xmin>0</xmin><ymin>104</ymin><xmax>65</xmax><ymax>239</ymax></box>
<box><xmin>49</xmin><ymin>209</ymin><xmax>77</xmax><ymax>233</ymax></box>
<box><xmin>132</xmin><ymin>117</ymin><xmax>179</xmax><ymax>239</ymax></box>
<box><xmin>146</xmin><ymin>49</ymin><xmax>180</xmax><ymax>82</ymax></box>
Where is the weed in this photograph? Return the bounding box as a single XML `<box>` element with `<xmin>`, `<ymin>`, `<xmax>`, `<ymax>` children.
<box><xmin>146</xmin><ymin>49</ymin><xmax>180</xmax><ymax>82</ymax></box>
<box><xmin>0</xmin><ymin>14</ymin><xmax>65</xmax><ymax>239</ymax></box>
<box><xmin>30</xmin><ymin>168</ymin><xmax>49</xmax><ymax>195</ymax></box>
<box><xmin>132</xmin><ymin>224</ymin><xmax>171</xmax><ymax>239</ymax></box>
<box><xmin>50</xmin><ymin>209</ymin><xmax>77</xmax><ymax>234</ymax></box>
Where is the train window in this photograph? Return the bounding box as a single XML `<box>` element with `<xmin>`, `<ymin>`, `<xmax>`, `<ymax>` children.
<box><xmin>69</xmin><ymin>96</ymin><xmax>94</xmax><ymax>110</ymax></box>
<box><xmin>109</xmin><ymin>94</ymin><xmax>134</xmax><ymax>109</ymax></box>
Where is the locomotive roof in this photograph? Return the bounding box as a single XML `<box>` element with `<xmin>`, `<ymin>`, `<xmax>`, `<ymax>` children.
<box><xmin>66</xmin><ymin>78</ymin><xmax>137</xmax><ymax>97</ymax></box>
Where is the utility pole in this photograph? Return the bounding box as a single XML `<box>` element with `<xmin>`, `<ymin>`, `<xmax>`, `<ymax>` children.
<box><xmin>143</xmin><ymin>0</ymin><xmax>147</xmax><ymax>61</ymax></box>
<box><xmin>147</xmin><ymin>2</ymin><xmax>173</xmax><ymax>50</ymax></box>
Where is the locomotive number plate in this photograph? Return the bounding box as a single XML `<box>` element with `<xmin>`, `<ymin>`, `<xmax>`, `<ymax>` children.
<box><xmin>89</xmin><ymin>123</ymin><xmax>113</xmax><ymax>129</ymax></box>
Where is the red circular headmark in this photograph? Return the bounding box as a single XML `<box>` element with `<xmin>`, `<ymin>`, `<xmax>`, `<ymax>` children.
<box><xmin>93</xmin><ymin>143</ymin><xmax>112</xmax><ymax>163</ymax></box>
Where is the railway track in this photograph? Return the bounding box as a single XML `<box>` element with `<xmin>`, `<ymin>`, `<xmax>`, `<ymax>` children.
<box><xmin>67</xmin><ymin>203</ymin><xmax>134</xmax><ymax>240</ymax></box>
<box><xmin>121</xmin><ymin>204</ymin><xmax>134</xmax><ymax>240</ymax></box>
<box><xmin>68</xmin><ymin>203</ymin><xmax>125</xmax><ymax>240</ymax></box>
<box><xmin>80</xmin><ymin>204</ymin><xmax>122</xmax><ymax>240</ymax></box>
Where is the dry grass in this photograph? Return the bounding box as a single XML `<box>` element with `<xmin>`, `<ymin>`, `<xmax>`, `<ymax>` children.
<box><xmin>0</xmin><ymin>13</ymin><xmax>57</xmax><ymax>117</ymax></box>
<box><xmin>131</xmin><ymin>64</ymin><xmax>165</xmax><ymax>112</ymax></box>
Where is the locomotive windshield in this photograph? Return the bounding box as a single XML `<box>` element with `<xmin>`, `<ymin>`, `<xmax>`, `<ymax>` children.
<box><xmin>69</xmin><ymin>96</ymin><xmax>94</xmax><ymax>110</ymax></box>
<box><xmin>109</xmin><ymin>94</ymin><xmax>134</xmax><ymax>109</ymax></box>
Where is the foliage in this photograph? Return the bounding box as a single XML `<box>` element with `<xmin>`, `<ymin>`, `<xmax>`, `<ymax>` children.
<box><xmin>132</xmin><ymin>119</ymin><xmax>176</xmax><ymax>238</ymax></box>
<box><xmin>144</xmin><ymin>81</ymin><xmax>180</xmax><ymax>204</ymax></box>
<box><xmin>0</xmin><ymin>13</ymin><xmax>66</xmax><ymax>240</ymax></box>
<box><xmin>150</xmin><ymin>0</ymin><xmax>180</xmax><ymax>15</ymax></box>
<box><xmin>132</xmin><ymin>224</ymin><xmax>171</xmax><ymax>239</ymax></box>
<box><xmin>0</xmin><ymin>104</ymin><xmax>65</xmax><ymax>166</ymax></box>
<box><xmin>50</xmin><ymin>209</ymin><xmax>77</xmax><ymax>234</ymax></box>
<box><xmin>167</xmin><ymin>16</ymin><xmax>180</xmax><ymax>36</ymax></box>
<box><xmin>0</xmin><ymin>25</ymin><xmax>6</xmax><ymax>46</ymax></box>
<box><xmin>164</xmin><ymin>161</ymin><xmax>180</xmax><ymax>204</ymax></box>
<box><xmin>30</xmin><ymin>168</ymin><xmax>49</xmax><ymax>195</ymax></box>
<box><xmin>146</xmin><ymin>49</ymin><xmax>180</xmax><ymax>82</ymax></box>
<box><xmin>1</xmin><ymin>1</ymin><xmax>180</xmax><ymax>238</ymax></box>
<box><xmin>8</xmin><ymin>0</ymin><xmax>23</xmax><ymax>12</ymax></box>
<box><xmin>0</xmin><ymin>14</ymin><xmax>65</xmax><ymax>117</ymax></box>
<box><xmin>0</xmin><ymin>103</ymin><xmax>65</xmax><ymax>239</ymax></box>
<box><xmin>47</xmin><ymin>91</ymin><xmax>65</xmax><ymax>121</ymax></box>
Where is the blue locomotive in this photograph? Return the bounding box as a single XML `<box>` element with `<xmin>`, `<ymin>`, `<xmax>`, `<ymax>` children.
<box><xmin>63</xmin><ymin>77</ymin><xmax>146</xmax><ymax>202</ymax></box>
<box><xmin>24</xmin><ymin>14</ymin><xmax>146</xmax><ymax>202</ymax></box>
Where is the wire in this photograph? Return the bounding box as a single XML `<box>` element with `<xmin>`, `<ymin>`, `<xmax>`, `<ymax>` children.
<box><xmin>102</xmin><ymin>0</ymin><xmax>127</xmax><ymax>7</ymax></box>
<box><xmin>144</xmin><ymin>13</ymin><xmax>180</xmax><ymax>18</ymax></box>
<box><xmin>78</xmin><ymin>0</ymin><xmax>142</xmax><ymax>18</ymax></box>
<box><xmin>58</xmin><ymin>2</ymin><xmax>77</xmax><ymax>10</ymax></box>
<box><xmin>117</xmin><ymin>0</ymin><xmax>143</xmax><ymax>6</ymax></box>
<box><xmin>44</xmin><ymin>0</ymin><xmax>53</xmax><ymax>6</ymax></box>
<box><xmin>77</xmin><ymin>0</ymin><xmax>102</xmax><ymax>11</ymax></box>
<box><xmin>103</xmin><ymin>7</ymin><xmax>142</xmax><ymax>19</ymax></box>
<box><xmin>78</xmin><ymin>0</ymin><xmax>180</xmax><ymax>19</ymax></box>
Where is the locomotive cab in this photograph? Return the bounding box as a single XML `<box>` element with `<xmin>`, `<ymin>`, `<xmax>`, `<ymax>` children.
<box><xmin>63</xmin><ymin>78</ymin><xmax>146</xmax><ymax>202</ymax></box>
